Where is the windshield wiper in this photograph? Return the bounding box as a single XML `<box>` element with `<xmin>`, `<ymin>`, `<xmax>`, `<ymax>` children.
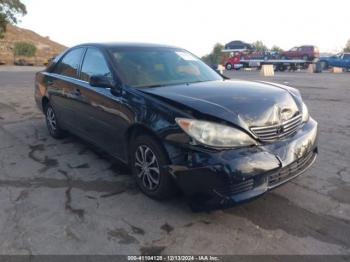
<box><xmin>185</xmin><ymin>80</ymin><xmax>213</xmax><ymax>85</ymax></box>
<box><xmin>143</xmin><ymin>84</ymin><xmax>166</xmax><ymax>88</ymax></box>
<box><xmin>138</xmin><ymin>80</ymin><xmax>212</xmax><ymax>88</ymax></box>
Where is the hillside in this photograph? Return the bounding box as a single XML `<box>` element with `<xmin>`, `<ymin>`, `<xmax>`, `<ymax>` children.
<box><xmin>0</xmin><ymin>24</ymin><xmax>66</xmax><ymax>65</ymax></box>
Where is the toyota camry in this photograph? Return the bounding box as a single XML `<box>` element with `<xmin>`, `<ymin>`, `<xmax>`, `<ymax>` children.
<box><xmin>34</xmin><ymin>43</ymin><xmax>318</xmax><ymax>209</ymax></box>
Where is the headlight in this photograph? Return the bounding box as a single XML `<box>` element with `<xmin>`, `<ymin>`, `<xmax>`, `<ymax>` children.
<box><xmin>175</xmin><ymin>118</ymin><xmax>257</xmax><ymax>148</ymax></box>
<box><xmin>302</xmin><ymin>102</ymin><xmax>309</xmax><ymax>123</ymax></box>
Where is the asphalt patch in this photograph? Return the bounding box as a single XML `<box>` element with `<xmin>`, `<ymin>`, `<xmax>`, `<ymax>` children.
<box><xmin>224</xmin><ymin>193</ymin><xmax>350</xmax><ymax>248</ymax></box>
<box><xmin>140</xmin><ymin>246</ymin><xmax>165</xmax><ymax>256</ymax></box>
<box><xmin>160</xmin><ymin>223</ymin><xmax>174</xmax><ymax>234</ymax></box>
<box><xmin>67</xmin><ymin>163</ymin><xmax>90</xmax><ymax>169</ymax></box>
<box><xmin>28</xmin><ymin>144</ymin><xmax>58</xmax><ymax>173</ymax></box>
<box><xmin>107</xmin><ymin>228</ymin><xmax>138</xmax><ymax>244</ymax></box>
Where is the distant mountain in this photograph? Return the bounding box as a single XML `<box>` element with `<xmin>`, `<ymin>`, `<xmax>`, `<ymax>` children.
<box><xmin>0</xmin><ymin>24</ymin><xmax>66</xmax><ymax>65</ymax></box>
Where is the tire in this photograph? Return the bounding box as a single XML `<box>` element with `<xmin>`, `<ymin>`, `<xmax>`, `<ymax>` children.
<box><xmin>130</xmin><ymin>135</ymin><xmax>176</xmax><ymax>200</ymax></box>
<box><xmin>302</xmin><ymin>55</ymin><xmax>309</xmax><ymax>61</ymax></box>
<box><xmin>225</xmin><ymin>63</ymin><xmax>233</xmax><ymax>70</ymax></box>
<box><xmin>277</xmin><ymin>64</ymin><xmax>286</xmax><ymax>72</ymax></box>
<box><xmin>44</xmin><ymin>103</ymin><xmax>65</xmax><ymax>139</ymax></box>
<box><xmin>320</xmin><ymin>61</ymin><xmax>328</xmax><ymax>70</ymax></box>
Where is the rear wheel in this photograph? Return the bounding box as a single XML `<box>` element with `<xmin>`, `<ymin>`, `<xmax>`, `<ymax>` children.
<box><xmin>45</xmin><ymin>103</ymin><xmax>65</xmax><ymax>139</ymax></box>
<box><xmin>277</xmin><ymin>64</ymin><xmax>286</xmax><ymax>71</ymax></box>
<box><xmin>130</xmin><ymin>135</ymin><xmax>176</xmax><ymax>200</ymax></box>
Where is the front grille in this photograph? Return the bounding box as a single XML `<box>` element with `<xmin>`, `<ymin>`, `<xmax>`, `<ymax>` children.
<box><xmin>215</xmin><ymin>179</ymin><xmax>254</xmax><ymax>196</ymax></box>
<box><xmin>268</xmin><ymin>150</ymin><xmax>316</xmax><ymax>187</ymax></box>
<box><xmin>251</xmin><ymin>114</ymin><xmax>302</xmax><ymax>142</ymax></box>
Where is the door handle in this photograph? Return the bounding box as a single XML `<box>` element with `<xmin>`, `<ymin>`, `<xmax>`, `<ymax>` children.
<box><xmin>74</xmin><ymin>89</ymin><xmax>81</xmax><ymax>96</ymax></box>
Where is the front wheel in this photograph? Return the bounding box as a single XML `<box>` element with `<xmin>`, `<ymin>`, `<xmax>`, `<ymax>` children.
<box><xmin>302</xmin><ymin>55</ymin><xmax>309</xmax><ymax>61</ymax></box>
<box><xmin>130</xmin><ymin>135</ymin><xmax>176</xmax><ymax>200</ymax></box>
<box><xmin>225</xmin><ymin>63</ymin><xmax>233</xmax><ymax>70</ymax></box>
<box><xmin>320</xmin><ymin>61</ymin><xmax>328</xmax><ymax>70</ymax></box>
<box><xmin>45</xmin><ymin>103</ymin><xmax>65</xmax><ymax>139</ymax></box>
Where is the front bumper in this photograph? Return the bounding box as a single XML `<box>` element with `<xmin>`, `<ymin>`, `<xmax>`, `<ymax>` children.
<box><xmin>166</xmin><ymin>118</ymin><xmax>318</xmax><ymax>210</ymax></box>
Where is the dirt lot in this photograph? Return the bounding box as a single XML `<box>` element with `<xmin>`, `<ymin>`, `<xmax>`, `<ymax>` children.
<box><xmin>0</xmin><ymin>66</ymin><xmax>349</xmax><ymax>255</ymax></box>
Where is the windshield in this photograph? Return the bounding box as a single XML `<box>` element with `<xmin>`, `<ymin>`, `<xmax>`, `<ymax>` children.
<box><xmin>108</xmin><ymin>47</ymin><xmax>222</xmax><ymax>88</ymax></box>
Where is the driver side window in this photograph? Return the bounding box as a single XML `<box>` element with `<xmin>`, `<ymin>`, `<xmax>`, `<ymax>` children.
<box><xmin>80</xmin><ymin>48</ymin><xmax>112</xmax><ymax>82</ymax></box>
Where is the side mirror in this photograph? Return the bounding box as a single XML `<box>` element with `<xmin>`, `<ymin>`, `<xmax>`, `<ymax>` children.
<box><xmin>89</xmin><ymin>75</ymin><xmax>114</xmax><ymax>88</ymax></box>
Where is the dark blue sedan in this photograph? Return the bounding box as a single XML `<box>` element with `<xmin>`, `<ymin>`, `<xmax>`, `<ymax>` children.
<box><xmin>35</xmin><ymin>43</ymin><xmax>318</xmax><ymax>209</ymax></box>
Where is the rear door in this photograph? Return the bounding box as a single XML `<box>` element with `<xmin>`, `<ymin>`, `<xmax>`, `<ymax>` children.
<box><xmin>46</xmin><ymin>47</ymin><xmax>85</xmax><ymax>130</ymax></box>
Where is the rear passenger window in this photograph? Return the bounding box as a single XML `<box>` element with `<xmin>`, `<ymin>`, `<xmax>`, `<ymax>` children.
<box><xmin>53</xmin><ymin>48</ymin><xmax>84</xmax><ymax>78</ymax></box>
<box><xmin>80</xmin><ymin>48</ymin><xmax>112</xmax><ymax>82</ymax></box>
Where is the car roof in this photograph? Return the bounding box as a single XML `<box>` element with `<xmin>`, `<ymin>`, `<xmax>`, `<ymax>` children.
<box><xmin>73</xmin><ymin>42</ymin><xmax>181</xmax><ymax>50</ymax></box>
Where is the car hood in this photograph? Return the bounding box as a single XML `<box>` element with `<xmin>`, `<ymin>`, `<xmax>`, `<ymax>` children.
<box><xmin>140</xmin><ymin>80</ymin><xmax>303</xmax><ymax>131</ymax></box>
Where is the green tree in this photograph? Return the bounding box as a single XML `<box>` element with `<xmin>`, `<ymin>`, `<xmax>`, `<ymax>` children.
<box><xmin>13</xmin><ymin>41</ymin><xmax>36</xmax><ymax>57</ymax></box>
<box><xmin>0</xmin><ymin>0</ymin><xmax>27</xmax><ymax>38</ymax></box>
<box><xmin>344</xmin><ymin>38</ymin><xmax>350</xmax><ymax>52</ymax></box>
<box><xmin>201</xmin><ymin>43</ymin><xmax>225</xmax><ymax>65</ymax></box>
<box><xmin>252</xmin><ymin>41</ymin><xmax>268</xmax><ymax>52</ymax></box>
<box><xmin>271</xmin><ymin>45</ymin><xmax>283</xmax><ymax>52</ymax></box>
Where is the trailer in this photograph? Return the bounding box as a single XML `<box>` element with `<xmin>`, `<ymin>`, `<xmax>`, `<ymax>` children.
<box><xmin>224</xmin><ymin>56</ymin><xmax>311</xmax><ymax>71</ymax></box>
<box><xmin>239</xmin><ymin>58</ymin><xmax>311</xmax><ymax>71</ymax></box>
<box><xmin>221</xmin><ymin>48</ymin><xmax>313</xmax><ymax>71</ymax></box>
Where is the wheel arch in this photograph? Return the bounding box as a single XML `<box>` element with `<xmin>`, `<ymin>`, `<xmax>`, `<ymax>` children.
<box><xmin>42</xmin><ymin>96</ymin><xmax>50</xmax><ymax>112</ymax></box>
<box><xmin>125</xmin><ymin>124</ymin><xmax>169</xmax><ymax>163</ymax></box>
<box><xmin>319</xmin><ymin>60</ymin><xmax>329</xmax><ymax>68</ymax></box>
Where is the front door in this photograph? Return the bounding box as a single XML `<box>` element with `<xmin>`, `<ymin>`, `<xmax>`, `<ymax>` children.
<box><xmin>73</xmin><ymin>47</ymin><xmax>131</xmax><ymax>161</ymax></box>
<box><xmin>341</xmin><ymin>54</ymin><xmax>350</xmax><ymax>68</ymax></box>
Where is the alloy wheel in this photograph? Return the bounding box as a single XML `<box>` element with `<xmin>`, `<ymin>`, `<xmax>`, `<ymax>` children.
<box><xmin>46</xmin><ymin>107</ymin><xmax>57</xmax><ymax>132</ymax></box>
<box><xmin>134</xmin><ymin>145</ymin><xmax>160</xmax><ymax>191</ymax></box>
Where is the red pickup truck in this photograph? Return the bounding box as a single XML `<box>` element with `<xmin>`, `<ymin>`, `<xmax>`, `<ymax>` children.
<box><xmin>280</xmin><ymin>45</ymin><xmax>319</xmax><ymax>61</ymax></box>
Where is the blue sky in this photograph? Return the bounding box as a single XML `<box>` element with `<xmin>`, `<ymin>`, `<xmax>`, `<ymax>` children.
<box><xmin>20</xmin><ymin>0</ymin><xmax>349</xmax><ymax>56</ymax></box>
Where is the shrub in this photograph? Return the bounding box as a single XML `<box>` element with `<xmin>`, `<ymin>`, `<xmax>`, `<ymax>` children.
<box><xmin>13</xmin><ymin>41</ymin><xmax>37</xmax><ymax>57</ymax></box>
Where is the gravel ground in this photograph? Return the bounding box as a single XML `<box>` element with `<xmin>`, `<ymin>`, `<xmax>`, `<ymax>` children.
<box><xmin>0</xmin><ymin>66</ymin><xmax>349</xmax><ymax>255</ymax></box>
